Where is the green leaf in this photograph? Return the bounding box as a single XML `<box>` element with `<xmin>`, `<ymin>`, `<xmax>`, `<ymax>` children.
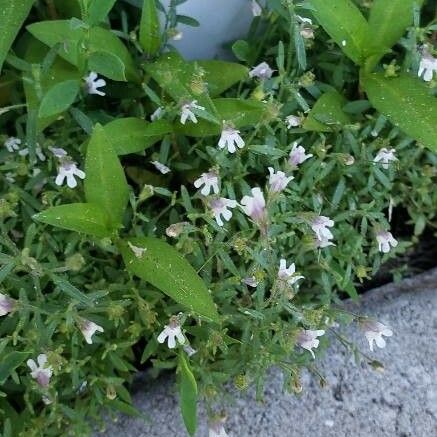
<box><xmin>178</xmin><ymin>353</ymin><xmax>198</xmax><ymax>437</ymax></box>
<box><xmin>303</xmin><ymin>90</ymin><xmax>351</xmax><ymax>132</ymax></box>
<box><xmin>232</xmin><ymin>40</ymin><xmax>250</xmax><ymax>62</ymax></box>
<box><xmin>88</xmin><ymin>50</ymin><xmax>126</xmax><ymax>81</ymax></box>
<box><xmin>0</xmin><ymin>0</ymin><xmax>35</xmax><ymax>72</ymax></box>
<box><xmin>119</xmin><ymin>237</ymin><xmax>219</xmax><ymax>322</ymax></box>
<box><xmin>51</xmin><ymin>275</ymin><xmax>95</xmax><ymax>306</ymax></box>
<box><xmin>88</xmin><ymin>0</ymin><xmax>117</xmax><ymax>25</ymax></box>
<box><xmin>85</xmin><ymin>124</ymin><xmax>130</xmax><ymax>226</ymax></box>
<box><xmin>362</xmin><ymin>73</ymin><xmax>437</xmax><ymax>151</ymax></box>
<box><xmin>197</xmin><ymin>60</ymin><xmax>248</xmax><ymax>97</ymax></box>
<box><xmin>175</xmin><ymin>98</ymin><xmax>267</xmax><ymax>137</ymax></box>
<box><xmin>38</xmin><ymin>79</ymin><xmax>80</xmax><ymax>118</ymax></box>
<box><xmin>140</xmin><ymin>0</ymin><xmax>161</xmax><ymax>56</ymax></box>
<box><xmin>103</xmin><ymin>118</ymin><xmax>172</xmax><ymax>155</ymax></box>
<box><xmin>0</xmin><ymin>352</ymin><xmax>29</xmax><ymax>384</ymax></box>
<box><xmin>33</xmin><ymin>203</ymin><xmax>112</xmax><ymax>238</ymax></box>
<box><xmin>308</xmin><ymin>0</ymin><xmax>369</xmax><ymax>64</ymax></box>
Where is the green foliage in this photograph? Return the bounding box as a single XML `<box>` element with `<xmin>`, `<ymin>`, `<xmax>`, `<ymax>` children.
<box><xmin>178</xmin><ymin>353</ymin><xmax>198</xmax><ymax>437</ymax></box>
<box><xmin>140</xmin><ymin>0</ymin><xmax>161</xmax><ymax>56</ymax></box>
<box><xmin>38</xmin><ymin>79</ymin><xmax>80</xmax><ymax>118</ymax></box>
<box><xmin>0</xmin><ymin>352</ymin><xmax>29</xmax><ymax>384</ymax></box>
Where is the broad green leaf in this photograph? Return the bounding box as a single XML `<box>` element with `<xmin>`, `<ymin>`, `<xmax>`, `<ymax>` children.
<box><xmin>88</xmin><ymin>0</ymin><xmax>117</xmax><ymax>25</ymax></box>
<box><xmin>0</xmin><ymin>0</ymin><xmax>35</xmax><ymax>72</ymax></box>
<box><xmin>0</xmin><ymin>352</ymin><xmax>29</xmax><ymax>384</ymax></box>
<box><xmin>27</xmin><ymin>20</ymin><xmax>139</xmax><ymax>82</ymax></box>
<box><xmin>103</xmin><ymin>118</ymin><xmax>173</xmax><ymax>155</ymax></box>
<box><xmin>175</xmin><ymin>98</ymin><xmax>267</xmax><ymax>137</ymax></box>
<box><xmin>88</xmin><ymin>51</ymin><xmax>126</xmax><ymax>81</ymax></box>
<box><xmin>85</xmin><ymin>124</ymin><xmax>129</xmax><ymax>226</ymax></box>
<box><xmin>119</xmin><ymin>237</ymin><xmax>219</xmax><ymax>322</ymax></box>
<box><xmin>367</xmin><ymin>0</ymin><xmax>425</xmax><ymax>55</ymax></box>
<box><xmin>197</xmin><ymin>60</ymin><xmax>248</xmax><ymax>97</ymax></box>
<box><xmin>362</xmin><ymin>73</ymin><xmax>437</xmax><ymax>151</ymax></box>
<box><xmin>308</xmin><ymin>0</ymin><xmax>369</xmax><ymax>64</ymax></box>
<box><xmin>51</xmin><ymin>275</ymin><xmax>95</xmax><ymax>306</ymax></box>
<box><xmin>38</xmin><ymin>79</ymin><xmax>80</xmax><ymax>118</ymax></box>
<box><xmin>140</xmin><ymin>0</ymin><xmax>161</xmax><ymax>56</ymax></box>
<box><xmin>303</xmin><ymin>90</ymin><xmax>351</xmax><ymax>132</ymax></box>
<box><xmin>178</xmin><ymin>354</ymin><xmax>198</xmax><ymax>437</ymax></box>
<box><xmin>33</xmin><ymin>203</ymin><xmax>112</xmax><ymax>238</ymax></box>
<box><xmin>232</xmin><ymin>40</ymin><xmax>251</xmax><ymax>62</ymax></box>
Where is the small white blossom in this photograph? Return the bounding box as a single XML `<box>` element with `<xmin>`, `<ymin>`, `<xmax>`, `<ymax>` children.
<box><xmin>209</xmin><ymin>419</ymin><xmax>229</xmax><ymax>437</ymax></box>
<box><xmin>285</xmin><ymin>115</ymin><xmax>302</xmax><ymax>129</ymax></box>
<box><xmin>311</xmin><ymin>216</ymin><xmax>334</xmax><ymax>241</ymax></box>
<box><xmin>376</xmin><ymin>231</ymin><xmax>398</xmax><ymax>253</ymax></box>
<box><xmin>243</xmin><ymin>276</ymin><xmax>259</xmax><ymax>288</ymax></box>
<box><xmin>0</xmin><ymin>293</ymin><xmax>14</xmax><ymax>316</ymax></box>
<box><xmin>249</xmin><ymin>62</ymin><xmax>274</xmax><ymax>80</ymax></box>
<box><xmin>183</xmin><ymin>345</ymin><xmax>197</xmax><ymax>357</ymax></box>
<box><xmin>151</xmin><ymin>160</ymin><xmax>171</xmax><ymax>174</ymax></box>
<box><xmin>150</xmin><ymin>107</ymin><xmax>164</xmax><ymax>121</ymax></box>
<box><xmin>157</xmin><ymin>320</ymin><xmax>186</xmax><ymax>349</ymax></box>
<box><xmin>315</xmin><ymin>235</ymin><xmax>335</xmax><ymax>248</ymax></box>
<box><xmin>361</xmin><ymin>320</ymin><xmax>393</xmax><ymax>352</ymax></box>
<box><xmin>289</xmin><ymin>142</ymin><xmax>313</xmax><ymax>166</ymax></box>
<box><xmin>172</xmin><ymin>30</ymin><xmax>183</xmax><ymax>41</ymax></box>
<box><xmin>194</xmin><ymin>171</ymin><xmax>219</xmax><ymax>196</ymax></box>
<box><xmin>418</xmin><ymin>50</ymin><xmax>437</xmax><ymax>82</ymax></box>
<box><xmin>297</xmin><ymin>16</ymin><xmax>314</xmax><ymax>39</ymax></box>
<box><xmin>27</xmin><ymin>354</ymin><xmax>53</xmax><ymax>387</ymax></box>
<box><xmin>278</xmin><ymin>259</ymin><xmax>304</xmax><ymax>285</ymax></box>
<box><xmin>85</xmin><ymin>71</ymin><xmax>106</xmax><ymax>96</ymax></box>
<box><xmin>296</xmin><ymin>329</ymin><xmax>325</xmax><ymax>359</ymax></box>
<box><xmin>373</xmin><ymin>148</ymin><xmax>397</xmax><ymax>169</ymax></box>
<box><xmin>18</xmin><ymin>144</ymin><xmax>46</xmax><ymax>161</ymax></box>
<box><xmin>128</xmin><ymin>241</ymin><xmax>147</xmax><ymax>258</ymax></box>
<box><xmin>240</xmin><ymin>187</ymin><xmax>266</xmax><ymax>223</ymax></box>
<box><xmin>55</xmin><ymin>161</ymin><xmax>85</xmax><ymax>188</ymax></box>
<box><xmin>49</xmin><ymin>146</ymin><xmax>68</xmax><ymax>159</ymax></box>
<box><xmin>210</xmin><ymin>197</ymin><xmax>237</xmax><ymax>226</ymax></box>
<box><xmin>4</xmin><ymin>137</ymin><xmax>21</xmax><ymax>152</ymax></box>
<box><xmin>79</xmin><ymin>319</ymin><xmax>104</xmax><ymax>344</ymax></box>
<box><xmin>251</xmin><ymin>0</ymin><xmax>262</xmax><ymax>16</ymax></box>
<box><xmin>166</xmin><ymin>222</ymin><xmax>189</xmax><ymax>238</ymax></box>
<box><xmin>268</xmin><ymin>167</ymin><xmax>294</xmax><ymax>193</ymax></box>
<box><xmin>218</xmin><ymin>127</ymin><xmax>245</xmax><ymax>153</ymax></box>
<box><xmin>180</xmin><ymin>100</ymin><xmax>205</xmax><ymax>124</ymax></box>
<box><xmin>344</xmin><ymin>154</ymin><xmax>355</xmax><ymax>166</ymax></box>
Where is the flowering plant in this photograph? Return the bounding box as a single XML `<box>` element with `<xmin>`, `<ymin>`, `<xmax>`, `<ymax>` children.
<box><xmin>0</xmin><ymin>0</ymin><xmax>436</xmax><ymax>436</ymax></box>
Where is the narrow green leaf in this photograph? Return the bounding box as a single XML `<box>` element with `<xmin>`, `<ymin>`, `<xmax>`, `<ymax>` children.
<box><xmin>51</xmin><ymin>275</ymin><xmax>95</xmax><ymax>306</ymax></box>
<box><xmin>85</xmin><ymin>124</ymin><xmax>129</xmax><ymax>226</ymax></box>
<box><xmin>103</xmin><ymin>118</ymin><xmax>173</xmax><ymax>155</ymax></box>
<box><xmin>88</xmin><ymin>0</ymin><xmax>117</xmax><ymax>25</ymax></box>
<box><xmin>119</xmin><ymin>237</ymin><xmax>219</xmax><ymax>322</ymax></box>
<box><xmin>178</xmin><ymin>353</ymin><xmax>198</xmax><ymax>437</ymax></box>
<box><xmin>303</xmin><ymin>90</ymin><xmax>351</xmax><ymax>132</ymax></box>
<box><xmin>33</xmin><ymin>203</ymin><xmax>112</xmax><ymax>238</ymax></box>
<box><xmin>38</xmin><ymin>79</ymin><xmax>80</xmax><ymax>118</ymax></box>
<box><xmin>362</xmin><ymin>73</ymin><xmax>437</xmax><ymax>151</ymax></box>
<box><xmin>308</xmin><ymin>0</ymin><xmax>369</xmax><ymax>64</ymax></box>
<box><xmin>140</xmin><ymin>0</ymin><xmax>161</xmax><ymax>56</ymax></box>
<box><xmin>0</xmin><ymin>262</ymin><xmax>15</xmax><ymax>284</ymax></box>
<box><xmin>88</xmin><ymin>51</ymin><xmax>126</xmax><ymax>81</ymax></box>
<box><xmin>197</xmin><ymin>60</ymin><xmax>249</xmax><ymax>97</ymax></box>
<box><xmin>0</xmin><ymin>0</ymin><xmax>35</xmax><ymax>72</ymax></box>
<box><xmin>0</xmin><ymin>352</ymin><xmax>29</xmax><ymax>384</ymax></box>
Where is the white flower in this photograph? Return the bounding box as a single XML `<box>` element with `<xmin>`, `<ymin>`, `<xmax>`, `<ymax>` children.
<box><xmin>373</xmin><ymin>148</ymin><xmax>397</xmax><ymax>169</ymax></box>
<box><xmin>0</xmin><ymin>293</ymin><xmax>14</xmax><ymax>316</ymax></box>
<box><xmin>79</xmin><ymin>319</ymin><xmax>104</xmax><ymax>344</ymax></box>
<box><xmin>157</xmin><ymin>320</ymin><xmax>186</xmax><ymax>349</ymax></box>
<box><xmin>180</xmin><ymin>100</ymin><xmax>205</xmax><ymax>124</ymax></box>
<box><xmin>344</xmin><ymin>154</ymin><xmax>355</xmax><ymax>166</ymax></box>
<box><xmin>166</xmin><ymin>222</ymin><xmax>189</xmax><ymax>238</ymax></box>
<box><xmin>4</xmin><ymin>137</ymin><xmax>21</xmax><ymax>152</ymax></box>
<box><xmin>128</xmin><ymin>241</ymin><xmax>147</xmax><ymax>258</ymax></box>
<box><xmin>209</xmin><ymin>419</ymin><xmax>229</xmax><ymax>437</ymax></box>
<box><xmin>311</xmin><ymin>216</ymin><xmax>334</xmax><ymax>241</ymax></box>
<box><xmin>18</xmin><ymin>144</ymin><xmax>46</xmax><ymax>161</ymax></box>
<box><xmin>251</xmin><ymin>0</ymin><xmax>262</xmax><ymax>16</ymax></box>
<box><xmin>289</xmin><ymin>142</ymin><xmax>313</xmax><ymax>166</ymax></box>
<box><xmin>315</xmin><ymin>235</ymin><xmax>335</xmax><ymax>249</ymax></box>
<box><xmin>55</xmin><ymin>161</ymin><xmax>85</xmax><ymax>188</ymax></box>
<box><xmin>278</xmin><ymin>259</ymin><xmax>304</xmax><ymax>285</ymax></box>
<box><xmin>172</xmin><ymin>30</ymin><xmax>183</xmax><ymax>41</ymax></box>
<box><xmin>27</xmin><ymin>354</ymin><xmax>53</xmax><ymax>387</ymax></box>
<box><xmin>268</xmin><ymin>167</ymin><xmax>294</xmax><ymax>193</ymax></box>
<box><xmin>194</xmin><ymin>171</ymin><xmax>219</xmax><ymax>196</ymax></box>
<box><xmin>243</xmin><ymin>276</ymin><xmax>259</xmax><ymax>288</ymax></box>
<box><xmin>249</xmin><ymin>62</ymin><xmax>274</xmax><ymax>80</ymax></box>
<box><xmin>151</xmin><ymin>160</ymin><xmax>171</xmax><ymax>174</ymax></box>
<box><xmin>85</xmin><ymin>72</ymin><xmax>106</xmax><ymax>96</ymax></box>
<box><xmin>218</xmin><ymin>127</ymin><xmax>245</xmax><ymax>153</ymax></box>
<box><xmin>296</xmin><ymin>329</ymin><xmax>325</xmax><ymax>359</ymax></box>
<box><xmin>297</xmin><ymin>16</ymin><xmax>314</xmax><ymax>39</ymax></box>
<box><xmin>376</xmin><ymin>231</ymin><xmax>398</xmax><ymax>253</ymax></box>
<box><xmin>240</xmin><ymin>187</ymin><xmax>266</xmax><ymax>223</ymax></box>
<box><xmin>183</xmin><ymin>345</ymin><xmax>197</xmax><ymax>357</ymax></box>
<box><xmin>150</xmin><ymin>107</ymin><xmax>164</xmax><ymax>121</ymax></box>
<box><xmin>418</xmin><ymin>50</ymin><xmax>437</xmax><ymax>82</ymax></box>
<box><xmin>210</xmin><ymin>197</ymin><xmax>237</xmax><ymax>226</ymax></box>
<box><xmin>49</xmin><ymin>146</ymin><xmax>68</xmax><ymax>159</ymax></box>
<box><xmin>285</xmin><ymin>115</ymin><xmax>302</xmax><ymax>129</ymax></box>
<box><xmin>361</xmin><ymin>320</ymin><xmax>393</xmax><ymax>352</ymax></box>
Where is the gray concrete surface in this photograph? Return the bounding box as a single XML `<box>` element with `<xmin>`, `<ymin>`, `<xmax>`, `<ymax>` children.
<box><xmin>100</xmin><ymin>269</ymin><xmax>437</xmax><ymax>437</ymax></box>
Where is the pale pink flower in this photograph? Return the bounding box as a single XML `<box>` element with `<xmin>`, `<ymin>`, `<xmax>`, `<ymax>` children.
<box><xmin>373</xmin><ymin>148</ymin><xmax>397</xmax><ymax>169</ymax></box>
<box><xmin>278</xmin><ymin>259</ymin><xmax>304</xmax><ymax>285</ymax></box>
<box><xmin>180</xmin><ymin>100</ymin><xmax>205</xmax><ymax>124</ymax></box>
<box><xmin>55</xmin><ymin>161</ymin><xmax>85</xmax><ymax>188</ymax></box>
<box><xmin>27</xmin><ymin>354</ymin><xmax>53</xmax><ymax>387</ymax></box>
<box><xmin>285</xmin><ymin>115</ymin><xmax>302</xmax><ymax>129</ymax></box>
<box><xmin>243</xmin><ymin>276</ymin><xmax>259</xmax><ymax>288</ymax></box>
<box><xmin>0</xmin><ymin>293</ymin><xmax>14</xmax><ymax>316</ymax></box>
<box><xmin>311</xmin><ymin>216</ymin><xmax>334</xmax><ymax>241</ymax></box>
<box><xmin>296</xmin><ymin>329</ymin><xmax>325</xmax><ymax>359</ymax></box>
<box><xmin>418</xmin><ymin>49</ymin><xmax>437</xmax><ymax>82</ymax></box>
<box><xmin>85</xmin><ymin>72</ymin><xmax>106</xmax><ymax>96</ymax></box>
<box><xmin>218</xmin><ymin>127</ymin><xmax>245</xmax><ymax>153</ymax></box>
<box><xmin>268</xmin><ymin>167</ymin><xmax>293</xmax><ymax>193</ymax></box>
<box><xmin>376</xmin><ymin>231</ymin><xmax>398</xmax><ymax>253</ymax></box>
<box><xmin>249</xmin><ymin>62</ymin><xmax>274</xmax><ymax>80</ymax></box>
<box><xmin>360</xmin><ymin>320</ymin><xmax>393</xmax><ymax>352</ymax></box>
<box><xmin>289</xmin><ymin>142</ymin><xmax>313</xmax><ymax>166</ymax></box>
<box><xmin>210</xmin><ymin>197</ymin><xmax>237</xmax><ymax>226</ymax></box>
<box><xmin>157</xmin><ymin>320</ymin><xmax>186</xmax><ymax>349</ymax></box>
<box><xmin>194</xmin><ymin>171</ymin><xmax>219</xmax><ymax>196</ymax></box>
<box><xmin>240</xmin><ymin>187</ymin><xmax>266</xmax><ymax>223</ymax></box>
<box><xmin>49</xmin><ymin>146</ymin><xmax>68</xmax><ymax>159</ymax></box>
<box><xmin>80</xmin><ymin>319</ymin><xmax>104</xmax><ymax>344</ymax></box>
<box><xmin>251</xmin><ymin>0</ymin><xmax>262</xmax><ymax>17</ymax></box>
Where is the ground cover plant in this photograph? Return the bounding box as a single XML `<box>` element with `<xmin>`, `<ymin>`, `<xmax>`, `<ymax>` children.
<box><xmin>0</xmin><ymin>0</ymin><xmax>436</xmax><ymax>435</ymax></box>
